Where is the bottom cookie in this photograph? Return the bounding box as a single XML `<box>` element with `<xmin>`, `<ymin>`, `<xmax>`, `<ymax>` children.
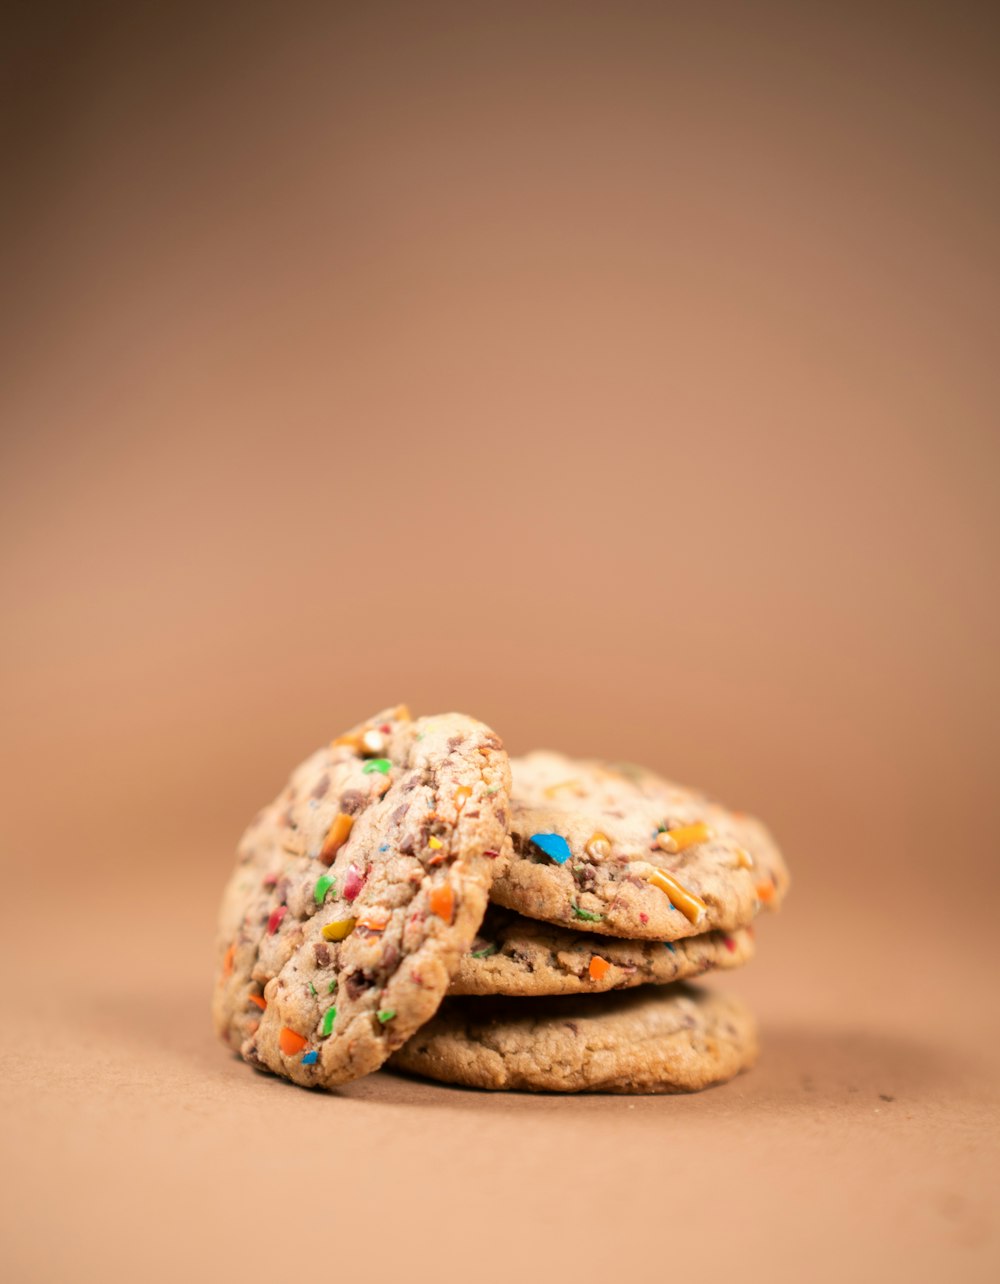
<box><xmin>389</xmin><ymin>984</ymin><xmax>757</xmax><ymax>1093</ymax></box>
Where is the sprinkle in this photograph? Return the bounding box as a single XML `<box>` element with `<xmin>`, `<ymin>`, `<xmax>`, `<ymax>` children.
<box><xmin>362</xmin><ymin>758</ymin><xmax>391</xmax><ymax>775</ymax></box>
<box><xmin>222</xmin><ymin>944</ymin><xmax>235</xmax><ymax>977</ymax></box>
<box><xmin>378</xmin><ymin>844</ymin><xmax>390</xmax><ymax>853</ymax></box>
<box><xmin>733</xmin><ymin>846</ymin><xmax>755</xmax><ymax>869</ymax></box>
<box><xmin>429</xmin><ymin>883</ymin><xmax>454</xmax><ymax>922</ymax></box>
<box><xmin>314</xmin><ymin>874</ymin><xmax>336</xmax><ymax>905</ymax></box>
<box><xmin>664</xmin><ymin>941</ymin><xmax>677</xmax><ymax>953</ymax></box>
<box><xmin>428</xmin><ymin>836</ymin><xmax>444</xmax><ymax>851</ymax></box>
<box><xmin>331</xmin><ymin>730</ymin><xmax>362</xmax><ymax>750</ymax></box>
<box><xmin>320</xmin><ymin>813</ymin><xmax>354</xmax><ymax>864</ymax></box>
<box><xmin>301</xmin><ymin>1050</ymin><xmax>319</xmax><ymax>1065</ymax></box>
<box><xmin>343</xmin><ymin>864</ymin><xmax>365</xmax><ymax>902</ymax></box>
<box><xmin>571</xmin><ymin>903</ymin><xmax>604</xmax><ymax>922</ymax></box>
<box><xmin>321</xmin><ymin>1007</ymin><xmax>337</xmax><ymax>1037</ymax></box>
<box><xmin>267</xmin><ymin>906</ymin><xmax>287</xmax><ymax>935</ymax></box>
<box><xmin>470</xmin><ymin>944</ymin><xmax>498</xmax><ymax>959</ymax></box>
<box><xmin>584</xmin><ymin>831</ymin><xmax>612</xmax><ymax>860</ymax></box>
<box><xmin>356</xmin><ymin>909</ymin><xmax>391</xmax><ymax>932</ymax></box>
<box><xmin>377</xmin><ymin>1009</ymin><xmax>396</xmax><ymax>1024</ymax></box>
<box><xmin>655</xmin><ymin>822</ymin><xmax>715</xmax><ymax>854</ymax></box>
<box><xmin>646</xmin><ymin>869</ymin><xmax>708</xmax><ymax>925</ymax></box>
<box><xmin>328</xmin><ymin>979</ymin><xmax>338</xmax><ymax>993</ymax></box>
<box><xmin>723</xmin><ymin>936</ymin><xmax>737</xmax><ymax>953</ymax></box>
<box><xmin>322</xmin><ymin>918</ymin><xmax>356</xmax><ymax>942</ymax></box>
<box><xmin>279</xmin><ymin>1027</ymin><xmax>308</xmax><ymax>1057</ymax></box>
<box><xmin>543</xmin><ymin>779</ymin><xmax>581</xmax><ymax>799</ymax></box>
<box><xmin>485</xmin><ymin>786</ymin><xmax>500</xmax><ymax>796</ymax></box>
<box><xmin>484</xmin><ymin>849</ymin><xmax>500</xmax><ymax>859</ymax></box>
<box><xmin>308</xmin><ymin>981</ymin><xmax>318</xmax><ymax>995</ymax></box>
<box><xmin>588</xmin><ymin>956</ymin><xmax>611</xmax><ymax>981</ymax></box>
<box><xmin>454</xmin><ymin>785</ymin><xmax>472</xmax><ymax>810</ymax></box>
<box><xmin>248</xmin><ymin>993</ymin><xmax>266</xmax><ymax>1010</ymax></box>
<box><xmin>756</xmin><ymin>880</ymin><xmax>776</xmax><ymax>905</ymax></box>
<box><xmin>529</xmin><ymin>833</ymin><xmax>572</xmax><ymax>865</ymax></box>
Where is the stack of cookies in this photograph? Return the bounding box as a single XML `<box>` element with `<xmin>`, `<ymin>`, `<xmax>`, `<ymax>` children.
<box><xmin>214</xmin><ymin>706</ymin><xmax>789</xmax><ymax>1094</ymax></box>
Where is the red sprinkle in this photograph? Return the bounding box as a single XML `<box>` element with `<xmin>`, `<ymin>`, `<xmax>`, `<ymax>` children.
<box><xmin>639</xmin><ymin>912</ymin><xmax>649</xmax><ymax>925</ymax></box>
<box><xmin>343</xmin><ymin>864</ymin><xmax>365</xmax><ymax>902</ymax></box>
<box><xmin>724</xmin><ymin>936</ymin><xmax>736</xmax><ymax>953</ymax></box>
<box><xmin>267</xmin><ymin>906</ymin><xmax>287</xmax><ymax>935</ymax></box>
<box><xmin>484</xmin><ymin>850</ymin><xmax>499</xmax><ymax>859</ymax></box>
<box><xmin>263</xmin><ymin>874</ymin><xmax>278</xmax><ymax>888</ymax></box>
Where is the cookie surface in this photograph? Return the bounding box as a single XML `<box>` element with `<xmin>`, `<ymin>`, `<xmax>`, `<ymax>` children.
<box><xmin>390</xmin><ymin>984</ymin><xmax>757</xmax><ymax>1093</ymax></box>
<box><xmin>451</xmin><ymin>905</ymin><xmax>754</xmax><ymax>996</ymax></box>
<box><xmin>490</xmin><ymin>752</ymin><xmax>788</xmax><ymax>941</ymax></box>
<box><xmin>213</xmin><ymin>706</ymin><xmax>511</xmax><ymax>1088</ymax></box>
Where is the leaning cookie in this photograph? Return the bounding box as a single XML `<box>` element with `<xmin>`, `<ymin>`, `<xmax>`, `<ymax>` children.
<box><xmin>490</xmin><ymin>751</ymin><xmax>788</xmax><ymax>941</ymax></box>
<box><xmin>390</xmin><ymin>984</ymin><xmax>757</xmax><ymax>1093</ymax></box>
<box><xmin>212</xmin><ymin>706</ymin><xmax>511</xmax><ymax>1089</ymax></box>
<box><xmin>450</xmin><ymin>905</ymin><xmax>754</xmax><ymax>996</ymax></box>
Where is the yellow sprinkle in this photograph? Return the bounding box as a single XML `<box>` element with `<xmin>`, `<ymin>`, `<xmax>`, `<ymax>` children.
<box><xmin>428</xmin><ymin>837</ymin><xmax>444</xmax><ymax>851</ymax></box>
<box><xmin>454</xmin><ymin>785</ymin><xmax>472</xmax><ymax>810</ymax></box>
<box><xmin>584</xmin><ymin>831</ymin><xmax>612</xmax><ymax>860</ymax></box>
<box><xmin>321</xmin><ymin>918</ymin><xmax>356</xmax><ymax>942</ymax></box>
<box><xmin>647</xmin><ymin>869</ymin><xmax>707</xmax><ymax>925</ymax></box>
<box><xmin>543</xmin><ymin>779</ymin><xmax>581</xmax><ymax>799</ymax></box>
<box><xmin>733</xmin><ymin>846</ymin><xmax>754</xmax><ymax>870</ymax></box>
<box><xmin>655</xmin><ymin>822</ymin><xmax>714</xmax><ymax>854</ymax></box>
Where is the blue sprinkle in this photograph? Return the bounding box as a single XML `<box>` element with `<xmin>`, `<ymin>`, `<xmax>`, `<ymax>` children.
<box><xmin>379</xmin><ymin>844</ymin><xmax>389</xmax><ymax>852</ymax></box>
<box><xmin>301</xmin><ymin>1050</ymin><xmax>319</xmax><ymax>1065</ymax></box>
<box><xmin>664</xmin><ymin>942</ymin><xmax>677</xmax><ymax>953</ymax></box>
<box><xmin>529</xmin><ymin>833</ymin><xmax>572</xmax><ymax>865</ymax></box>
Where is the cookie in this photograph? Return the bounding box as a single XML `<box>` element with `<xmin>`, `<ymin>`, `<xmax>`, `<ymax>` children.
<box><xmin>390</xmin><ymin>984</ymin><xmax>757</xmax><ymax>1093</ymax></box>
<box><xmin>212</xmin><ymin>706</ymin><xmax>511</xmax><ymax>1088</ymax></box>
<box><xmin>490</xmin><ymin>752</ymin><xmax>788</xmax><ymax>941</ymax></box>
<box><xmin>450</xmin><ymin>905</ymin><xmax>754</xmax><ymax>996</ymax></box>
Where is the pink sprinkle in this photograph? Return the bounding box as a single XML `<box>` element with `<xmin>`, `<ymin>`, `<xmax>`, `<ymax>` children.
<box><xmin>343</xmin><ymin>864</ymin><xmax>365</xmax><ymax>902</ymax></box>
<box><xmin>262</xmin><ymin>874</ymin><xmax>278</xmax><ymax>888</ymax></box>
<box><xmin>379</xmin><ymin>723</ymin><xmax>391</xmax><ymax>733</ymax></box>
<box><xmin>639</xmin><ymin>912</ymin><xmax>649</xmax><ymax>925</ymax></box>
<box><xmin>724</xmin><ymin>936</ymin><xmax>736</xmax><ymax>953</ymax></box>
<box><xmin>267</xmin><ymin>906</ymin><xmax>287</xmax><ymax>935</ymax></box>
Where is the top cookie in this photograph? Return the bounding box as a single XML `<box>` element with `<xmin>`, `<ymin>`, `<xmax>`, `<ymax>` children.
<box><xmin>490</xmin><ymin>751</ymin><xmax>788</xmax><ymax>940</ymax></box>
<box><xmin>212</xmin><ymin>706</ymin><xmax>511</xmax><ymax>1088</ymax></box>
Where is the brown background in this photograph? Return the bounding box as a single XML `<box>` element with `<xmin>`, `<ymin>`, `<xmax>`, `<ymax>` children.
<box><xmin>2</xmin><ymin>3</ymin><xmax>998</xmax><ymax>1281</ymax></box>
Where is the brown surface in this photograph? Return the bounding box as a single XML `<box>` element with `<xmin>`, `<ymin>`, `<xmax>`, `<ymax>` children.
<box><xmin>1</xmin><ymin>2</ymin><xmax>998</xmax><ymax>1281</ymax></box>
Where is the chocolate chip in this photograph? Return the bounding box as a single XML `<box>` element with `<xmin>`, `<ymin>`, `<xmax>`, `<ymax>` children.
<box><xmin>339</xmin><ymin>790</ymin><xmax>363</xmax><ymax>814</ymax></box>
<box><xmin>314</xmin><ymin>943</ymin><xmax>330</xmax><ymax>966</ymax></box>
<box><xmin>344</xmin><ymin>969</ymin><xmax>374</xmax><ymax>1000</ymax></box>
<box><xmin>447</xmin><ymin>736</ymin><xmax>464</xmax><ymax>751</ymax></box>
<box><xmin>310</xmin><ymin>774</ymin><xmax>330</xmax><ymax>800</ymax></box>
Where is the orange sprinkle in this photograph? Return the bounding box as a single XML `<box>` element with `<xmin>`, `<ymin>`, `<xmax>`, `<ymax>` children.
<box><xmin>429</xmin><ymin>883</ymin><xmax>454</xmax><ymax>922</ymax></box>
<box><xmin>647</xmin><ymin>868</ymin><xmax>708</xmax><ymax>925</ymax></box>
<box><xmin>279</xmin><ymin>1027</ymin><xmax>308</xmax><ymax>1057</ymax></box>
<box><xmin>248</xmin><ymin>993</ymin><xmax>266</xmax><ymax>1011</ymax></box>
<box><xmin>733</xmin><ymin>846</ymin><xmax>755</xmax><ymax>870</ymax></box>
<box><xmin>756</xmin><ymin>880</ymin><xmax>776</xmax><ymax>904</ymax></box>
<box><xmin>655</xmin><ymin>822</ymin><xmax>714</xmax><ymax>854</ymax></box>
<box><xmin>356</xmin><ymin>909</ymin><xmax>390</xmax><ymax>933</ymax></box>
<box><xmin>222</xmin><ymin>944</ymin><xmax>235</xmax><ymax>977</ymax></box>
<box><xmin>588</xmin><ymin>955</ymin><xmax>610</xmax><ymax>982</ymax></box>
<box><xmin>320</xmin><ymin>812</ymin><xmax>354</xmax><ymax>864</ymax></box>
<box><xmin>454</xmin><ymin>785</ymin><xmax>472</xmax><ymax>810</ymax></box>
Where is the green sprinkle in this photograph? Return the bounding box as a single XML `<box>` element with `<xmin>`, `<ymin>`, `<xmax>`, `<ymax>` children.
<box><xmin>377</xmin><ymin>1009</ymin><xmax>396</xmax><ymax>1024</ymax></box>
<box><xmin>362</xmin><ymin>758</ymin><xmax>391</xmax><ymax>775</ymax></box>
<box><xmin>327</xmin><ymin>979</ymin><xmax>338</xmax><ymax>993</ymax></box>
<box><xmin>321</xmin><ymin>1007</ymin><xmax>337</xmax><ymax>1037</ymax></box>
<box><xmin>314</xmin><ymin>874</ymin><xmax>336</xmax><ymax>905</ymax></box>
<box><xmin>571</xmin><ymin>904</ymin><xmax>604</xmax><ymax>922</ymax></box>
<box><xmin>309</xmin><ymin>981</ymin><xmax>318</xmax><ymax>996</ymax></box>
<box><xmin>485</xmin><ymin>786</ymin><xmax>500</xmax><ymax>795</ymax></box>
<box><xmin>471</xmin><ymin>944</ymin><xmax>498</xmax><ymax>959</ymax></box>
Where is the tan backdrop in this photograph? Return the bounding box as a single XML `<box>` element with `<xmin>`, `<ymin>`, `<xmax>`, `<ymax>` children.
<box><xmin>2</xmin><ymin>3</ymin><xmax>998</xmax><ymax>1281</ymax></box>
